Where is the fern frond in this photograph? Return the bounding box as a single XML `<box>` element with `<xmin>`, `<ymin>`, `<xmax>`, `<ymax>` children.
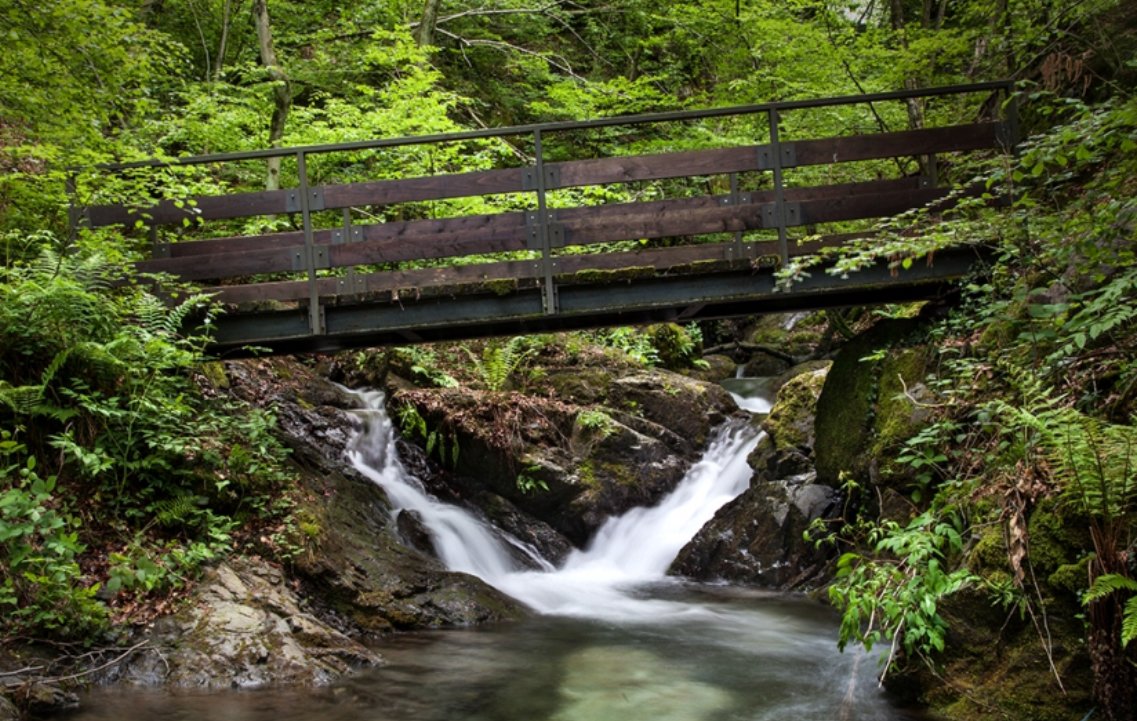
<box><xmin>135</xmin><ymin>293</ymin><xmax>169</xmax><ymax>337</ymax></box>
<box><xmin>0</xmin><ymin>381</ymin><xmax>44</xmax><ymax>414</ymax></box>
<box><xmin>1084</xmin><ymin>573</ymin><xmax>1137</xmax><ymax>603</ymax></box>
<box><xmin>153</xmin><ymin>492</ymin><xmax>206</xmax><ymax>528</ymax></box>
<box><xmin>1123</xmin><ymin>597</ymin><xmax>1137</xmax><ymax>648</ymax></box>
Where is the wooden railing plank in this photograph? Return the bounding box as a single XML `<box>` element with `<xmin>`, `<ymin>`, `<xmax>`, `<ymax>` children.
<box><xmin>792</xmin><ymin>123</ymin><xmax>1002</xmax><ymax>166</ymax></box>
<box><xmin>87</xmin><ymin>189</ymin><xmax>292</xmax><ymax>228</ymax></box>
<box><xmin>205</xmin><ymin>235</ymin><xmax>852</xmax><ymax>305</ymax></box>
<box><xmin>145</xmin><ymin>176</ymin><xmax>925</xmax><ymax>269</ymax></box>
<box><xmin>86</xmin><ymin>123</ymin><xmax>1002</xmax><ymax>228</ymax></box>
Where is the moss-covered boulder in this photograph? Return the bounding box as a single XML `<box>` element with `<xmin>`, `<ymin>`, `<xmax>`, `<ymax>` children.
<box><xmin>813</xmin><ymin>317</ymin><xmax>929</xmax><ymax>487</ymax></box>
<box><xmin>886</xmin><ymin>498</ymin><xmax>1095</xmax><ymax>720</ymax></box>
<box><xmin>762</xmin><ymin>365</ymin><xmax>830</xmax><ymax>454</ymax></box>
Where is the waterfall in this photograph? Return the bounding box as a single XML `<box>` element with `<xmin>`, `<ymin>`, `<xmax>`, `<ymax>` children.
<box><xmin>346</xmin><ymin>389</ymin><xmax>523</xmax><ymax>580</ymax></box>
<box><xmin>345</xmin><ymin>387</ymin><xmax>770</xmax><ymax>620</ymax></box>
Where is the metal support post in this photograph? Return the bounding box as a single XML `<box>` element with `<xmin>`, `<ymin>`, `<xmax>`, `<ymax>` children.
<box><xmin>533</xmin><ymin>129</ymin><xmax>558</xmax><ymax>315</ymax></box>
<box><xmin>767</xmin><ymin>108</ymin><xmax>789</xmax><ymax>266</ymax></box>
<box><xmin>296</xmin><ymin>152</ymin><xmax>325</xmax><ymax>335</ymax></box>
<box><xmin>729</xmin><ymin>172</ymin><xmax>744</xmax><ymax>259</ymax></box>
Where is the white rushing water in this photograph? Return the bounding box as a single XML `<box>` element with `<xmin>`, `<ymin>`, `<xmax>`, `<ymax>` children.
<box><xmin>345</xmin><ymin>385</ymin><xmax>771</xmax><ymax>621</ymax></box>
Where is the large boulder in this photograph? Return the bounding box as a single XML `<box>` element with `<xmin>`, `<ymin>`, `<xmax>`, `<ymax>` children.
<box><xmin>669</xmin><ymin>470</ymin><xmax>838</xmax><ymax>586</ymax></box>
<box><xmin>113</xmin><ymin>557</ymin><xmax>380</xmax><ymax>689</ymax></box>
<box><xmin>670</xmin><ymin>364</ymin><xmax>838</xmax><ymax>588</ymax></box>
<box><xmin>813</xmin><ymin>317</ymin><xmax>930</xmax><ymax>488</ymax></box>
<box><xmin>885</xmin><ymin>499</ymin><xmax>1094</xmax><ymax>718</ymax></box>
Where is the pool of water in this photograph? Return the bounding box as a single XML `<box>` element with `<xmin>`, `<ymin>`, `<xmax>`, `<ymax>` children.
<box><xmin>72</xmin><ymin>584</ymin><xmax>921</xmax><ymax>721</ymax></box>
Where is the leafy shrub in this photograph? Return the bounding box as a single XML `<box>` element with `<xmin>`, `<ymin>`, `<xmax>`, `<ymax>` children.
<box><xmin>0</xmin><ymin>430</ymin><xmax>106</xmax><ymax>637</ymax></box>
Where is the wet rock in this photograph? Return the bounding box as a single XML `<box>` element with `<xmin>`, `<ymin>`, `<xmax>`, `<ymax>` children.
<box><xmin>670</xmin><ymin>363</ymin><xmax>838</xmax><ymax>589</ymax></box>
<box><xmin>396</xmin><ymin>368</ymin><xmax>739</xmax><ymax>546</ymax></box>
<box><xmin>685</xmin><ymin>353</ymin><xmax>736</xmax><ymax>382</ymax></box>
<box><xmin>468</xmin><ymin>491</ymin><xmax>574</xmax><ymax>567</ymax></box>
<box><xmin>742</xmin><ymin>352</ymin><xmax>792</xmax><ymax>377</ymax></box>
<box><xmin>669</xmin><ymin>472</ymin><xmax>839</xmax><ymax>587</ymax></box>
<box><xmin>0</xmin><ymin>694</ymin><xmax>16</xmax><ymax>721</ymax></box>
<box><xmin>291</xmin><ymin>458</ymin><xmax>525</xmax><ymax>632</ymax></box>
<box><xmin>224</xmin><ymin>358</ymin><xmax>527</xmax><ymax>635</ymax></box>
<box><xmin>396</xmin><ymin>509</ymin><xmax>435</xmax><ymax>556</ymax></box>
<box><xmin>114</xmin><ymin>557</ymin><xmax>381</xmax><ymax>689</ymax></box>
<box><xmin>13</xmin><ymin>681</ymin><xmax>78</xmax><ymax>715</ymax></box>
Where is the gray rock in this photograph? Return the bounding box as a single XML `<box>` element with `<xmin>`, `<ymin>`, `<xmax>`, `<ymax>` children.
<box><xmin>116</xmin><ymin>558</ymin><xmax>382</xmax><ymax>689</ymax></box>
<box><xmin>670</xmin><ymin>363</ymin><xmax>839</xmax><ymax>589</ymax></box>
<box><xmin>670</xmin><ymin>474</ymin><xmax>839</xmax><ymax>588</ymax></box>
<box><xmin>396</xmin><ymin>509</ymin><xmax>436</xmax><ymax>556</ymax></box>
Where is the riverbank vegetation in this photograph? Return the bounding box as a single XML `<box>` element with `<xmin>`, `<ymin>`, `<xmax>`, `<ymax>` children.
<box><xmin>1</xmin><ymin>0</ymin><xmax>1135</xmax><ymax>719</ymax></box>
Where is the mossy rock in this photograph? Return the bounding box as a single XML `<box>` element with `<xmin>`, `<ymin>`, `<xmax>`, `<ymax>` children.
<box><xmin>745</xmin><ymin>311</ymin><xmax>827</xmax><ymax>357</ymax></box>
<box><xmin>813</xmin><ymin>317</ymin><xmax>924</xmax><ymax>486</ymax></box>
<box><xmin>762</xmin><ymin>365</ymin><xmax>830</xmax><ymax>453</ymax></box>
<box><xmin>684</xmin><ymin>353</ymin><xmax>736</xmax><ymax>382</ymax></box>
<box><xmin>545</xmin><ymin>368</ymin><xmax>614</xmax><ymax>405</ymax></box>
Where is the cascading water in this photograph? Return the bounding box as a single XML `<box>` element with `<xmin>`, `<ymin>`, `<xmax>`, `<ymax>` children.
<box><xmin>345</xmin><ymin>388</ymin><xmax>766</xmax><ymax>620</ymax></box>
<box><xmin>346</xmin><ymin>389</ymin><xmax>546</xmax><ymax>580</ymax></box>
<box><xmin>336</xmin><ymin>391</ymin><xmax>895</xmax><ymax>714</ymax></box>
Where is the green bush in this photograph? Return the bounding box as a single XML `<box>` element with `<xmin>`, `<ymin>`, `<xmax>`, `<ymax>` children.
<box><xmin>0</xmin><ymin>430</ymin><xmax>106</xmax><ymax>637</ymax></box>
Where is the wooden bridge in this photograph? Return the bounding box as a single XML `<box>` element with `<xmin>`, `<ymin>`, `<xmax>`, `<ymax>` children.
<box><xmin>73</xmin><ymin>82</ymin><xmax>1016</xmax><ymax>356</ymax></box>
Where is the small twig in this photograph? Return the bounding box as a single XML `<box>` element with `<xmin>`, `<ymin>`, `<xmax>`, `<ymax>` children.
<box><xmin>0</xmin><ymin>666</ymin><xmax>44</xmax><ymax>678</ymax></box>
<box><xmin>898</xmin><ymin>373</ymin><xmax>945</xmax><ymax>409</ymax></box>
<box><xmin>42</xmin><ymin>641</ymin><xmax>150</xmax><ymax>684</ymax></box>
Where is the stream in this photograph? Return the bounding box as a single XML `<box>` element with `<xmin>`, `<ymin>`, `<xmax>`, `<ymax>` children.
<box><xmin>71</xmin><ymin>383</ymin><xmax>923</xmax><ymax>721</ymax></box>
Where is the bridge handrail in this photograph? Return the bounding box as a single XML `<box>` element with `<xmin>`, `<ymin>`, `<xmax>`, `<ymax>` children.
<box><xmin>93</xmin><ymin>80</ymin><xmax>1012</xmax><ymax>170</ymax></box>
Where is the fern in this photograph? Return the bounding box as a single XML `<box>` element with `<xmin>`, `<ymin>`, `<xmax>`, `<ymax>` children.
<box><xmin>153</xmin><ymin>492</ymin><xmax>207</xmax><ymax>528</ymax></box>
<box><xmin>466</xmin><ymin>337</ymin><xmax>534</xmax><ymax>392</ymax></box>
<box><xmin>1084</xmin><ymin>574</ymin><xmax>1137</xmax><ymax>647</ymax></box>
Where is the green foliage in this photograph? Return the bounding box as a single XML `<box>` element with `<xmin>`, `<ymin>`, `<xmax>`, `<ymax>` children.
<box><xmin>464</xmin><ymin>338</ymin><xmax>535</xmax><ymax>392</ymax></box>
<box><xmin>515</xmin><ymin>465</ymin><xmax>549</xmax><ymax>495</ymax></box>
<box><xmin>0</xmin><ymin>430</ymin><xmax>106</xmax><ymax>638</ymax></box>
<box><xmin>648</xmin><ymin>323</ymin><xmax>707</xmax><ymax>370</ymax></box>
<box><xmin>574</xmin><ymin>409</ymin><xmax>616</xmax><ymax>440</ymax></box>
<box><xmin>828</xmin><ymin>511</ymin><xmax>976</xmax><ymax>678</ymax></box>
<box><xmin>1085</xmin><ymin>574</ymin><xmax>1137</xmax><ymax>648</ymax></box>
<box><xmin>0</xmin><ymin>245</ymin><xmax>294</xmax><ymax>639</ymax></box>
<box><xmin>396</xmin><ymin>402</ymin><xmax>459</xmax><ymax>468</ymax></box>
<box><xmin>597</xmin><ymin>327</ymin><xmax>661</xmax><ymax>367</ymax></box>
<box><xmin>895</xmin><ymin>421</ymin><xmax>956</xmax><ymax>503</ymax></box>
<box><xmin>391</xmin><ymin>346</ymin><xmax>459</xmax><ymax>388</ymax></box>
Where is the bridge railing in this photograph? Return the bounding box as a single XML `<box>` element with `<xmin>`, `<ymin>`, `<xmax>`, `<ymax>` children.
<box><xmin>73</xmin><ymin>81</ymin><xmax>1015</xmax><ymax>342</ymax></box>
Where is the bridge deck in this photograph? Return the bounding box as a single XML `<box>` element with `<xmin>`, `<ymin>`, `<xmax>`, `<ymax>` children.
<box><xmin>73</xmin><ymin>82</ymin><xmax>1015</xmax><ymax>356</ymax></box>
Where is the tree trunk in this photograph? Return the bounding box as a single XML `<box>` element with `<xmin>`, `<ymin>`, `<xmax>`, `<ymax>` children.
<box><xmin>214</xmin><ymin>0</ymin><xmax>233</xmax><ymax>82</ymax></box>
<box><xmin>414</xmin><ymin>0</ymin><xmax>443</xmax><ymax>47</ymax></box>
<box><xmin>253</xmin><ymin>0</ymin><xmax>290</xmax><ymax>192</ymax></box>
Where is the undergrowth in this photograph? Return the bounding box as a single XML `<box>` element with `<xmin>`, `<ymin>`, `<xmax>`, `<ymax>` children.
<box><xmin>0</xmin><ymin>242</ymin><xmax>296</xmax><ymax>641</ymax></box>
